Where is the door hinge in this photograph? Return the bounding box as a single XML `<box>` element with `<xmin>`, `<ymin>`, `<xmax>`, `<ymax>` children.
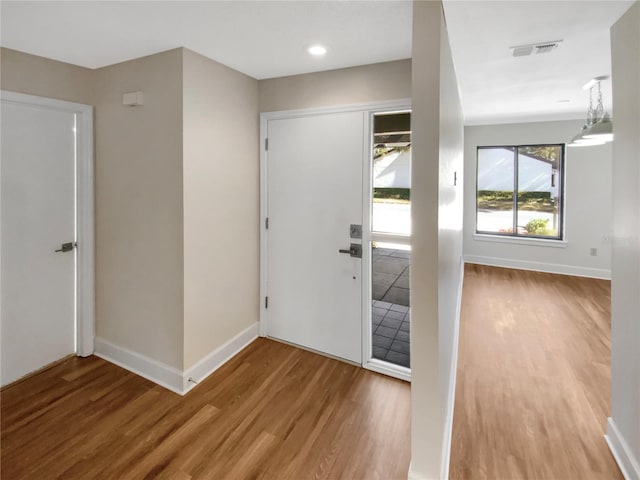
<box><xmin>265</xmin><ymin>138</ymin><xmax>269</xmax><ymax>151</ymax></box>
<box><xmin>265</xmin><ymin>217</ymin><xmax>269</xmax><ymax>229</ymax></box>
<box><xmin>265</xmin><ymin>296</ymin><xmax>269</xmax><ymax>309</ymax></box>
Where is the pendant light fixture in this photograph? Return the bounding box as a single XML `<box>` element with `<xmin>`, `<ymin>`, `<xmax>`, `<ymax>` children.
<box><xmin>568</xmin><ymin>76</ymin><xmax>613</xmax><ymax>147</ymax></box>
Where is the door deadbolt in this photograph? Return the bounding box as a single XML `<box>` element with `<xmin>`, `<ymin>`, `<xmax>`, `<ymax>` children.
<box><xmin>349</xmin><ymin>224</ymin><xmax>362</xmax><ymax>239</ymax></box>
<box><xmin>55</xmin><ymin>242</ymin><xmax>75</xmax><ymax>253</ymax></box>
<box><xmin>338</xmin><ymin>243</ymin><xmax>362</xmax><ymax>259</ymax></box>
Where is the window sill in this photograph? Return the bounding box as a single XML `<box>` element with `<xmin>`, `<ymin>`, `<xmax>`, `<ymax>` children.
<box><xmin>473</xmin><ymin>233</ymin><xmax>567</xmax><ymax>248</ymax></box>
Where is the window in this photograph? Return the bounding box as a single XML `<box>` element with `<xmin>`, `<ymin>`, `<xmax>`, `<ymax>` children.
<box><xmin>476</xmin><ymin>144</ymin><xmax>564</xmax><ymax>239</ymax></box>
<box><xmin>372</xmin><ymin>112</ymin><xmax>411</xmax><ymax>235</ymax></box>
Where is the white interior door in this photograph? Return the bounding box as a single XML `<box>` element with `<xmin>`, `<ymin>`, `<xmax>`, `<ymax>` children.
<box><xmin>265</xmin><ymin>112</ymin><xmax>363</xmax><ymax>363</ymax></box>
<box><xmin>1</xmin><ymin>100</ymin><xmax>76</xmax><ymax>386</ymax></box>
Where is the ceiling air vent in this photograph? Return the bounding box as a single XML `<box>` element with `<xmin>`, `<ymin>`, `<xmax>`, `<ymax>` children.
<box><xmin>510</xmin><ymin>40</ymin><xmax>563</xmax><ymax>57</ymax></box>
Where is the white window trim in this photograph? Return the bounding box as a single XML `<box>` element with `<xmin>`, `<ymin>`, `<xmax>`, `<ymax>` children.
<box><xmin>473</xmin><ymin>233</ymin><xmax>567</xmax><ymax>248</ymax></box>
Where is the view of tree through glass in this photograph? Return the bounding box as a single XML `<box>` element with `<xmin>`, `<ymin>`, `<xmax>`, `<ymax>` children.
<box><xmin>372</xmin><ymin>113</ymin><xmax>411</xmax><ymax>235</ymax></box>
<box><xmin>476</xmin><ymin>145</ymin><xmax>563</xmax><ymax>239</ymax></box>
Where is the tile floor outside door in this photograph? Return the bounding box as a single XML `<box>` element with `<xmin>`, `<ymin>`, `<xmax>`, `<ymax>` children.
<box><xmin>372</xmin><ymin>300</ymin><xmax>410</xmax><ymax>368</ymax></box>
<box><xmin>372</xmin><ymin>247</ymin><xmax>410</xmax><ymax>368</ymax></box>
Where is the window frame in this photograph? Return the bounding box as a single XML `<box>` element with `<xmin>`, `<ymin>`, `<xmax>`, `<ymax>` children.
<box><xmin>475</xmin><ymin>143</ymin><xmax>565</xmax><ymax>241</ymax></box>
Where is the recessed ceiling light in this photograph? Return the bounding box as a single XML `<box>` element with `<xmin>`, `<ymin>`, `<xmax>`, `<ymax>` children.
<box><xmin>556</xmin><ymin>99</ymin><xmax>571</xmax><ymax>103</ymax></box>
<box><xmin>308</xmin><ymin>45</ymin><xmax>327</xmax><ymax>56</ymax></box>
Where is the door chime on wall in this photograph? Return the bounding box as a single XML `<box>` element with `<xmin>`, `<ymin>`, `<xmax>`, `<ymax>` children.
<box><xmin>568</xmin><ymin>76</ymin><xmax>613</xmax><ymax>147</ymax></box>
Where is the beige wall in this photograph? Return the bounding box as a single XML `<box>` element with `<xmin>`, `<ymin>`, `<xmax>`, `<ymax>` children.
<box><xmin>410</xmin><ymin>2</ymin><xmax>444</xmax><ymax>478</ymax></box>
<box><xmin>2</xmin><ymin>46</ymin><xmax>261</xmax><ymax>373</ymax></box>
<box><xmin>258</xmin><ymin>59</ymin><xmax>410</xmax><ymax>112</ymax></box>
<box><xmin>93</xmin><ymin>49</ymin><xmax>185</xmax><ymax>369</ymax></box>
<box><xmin>610</xmin><ymin>0</ymin><xmax>640</xmax><ymax>474</ymax></box>
<box><xmin>1</xmin><ymin>47</ymin><xmax>93</xmax><ymax>105</ymax></box>
<box><xmin>182</xmin><ymin>49</ymin><xmax>259</xmax><ymax>369</ymax></box>
<box><xmin>1</xmin><ymin>48</ymin><xmax>187</xmax><ymax>370</ymax></box>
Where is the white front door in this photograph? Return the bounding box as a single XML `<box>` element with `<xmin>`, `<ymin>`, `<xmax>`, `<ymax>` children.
<box><xmin>1</xmin><ymin>100</ymin><xmax>77</xmax><ymax>386</ymax></box>
<box><xmin>265</xmin><ymin>112</ymin><xmax>364</xmax><ymax>363</ymax></box>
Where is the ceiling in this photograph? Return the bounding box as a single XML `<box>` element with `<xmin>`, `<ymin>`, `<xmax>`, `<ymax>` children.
<box><xmin>442</xmin><ymin>0</ymin><xmax>635</xmax><ymax>125</ymax></box>
<box><xmin>0</xmin><ymin>1</ymin><xmax>412</xmax><ymax>79</ymax></box>
<box><xmin>0</xmin><ymin>1</ymin><xmax>635</xmax><ymax>125</ymax></box>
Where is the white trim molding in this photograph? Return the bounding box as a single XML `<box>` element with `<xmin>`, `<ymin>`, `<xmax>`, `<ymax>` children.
<box><xmin>260</xmin><ymin>98</ymin><xmax>411</xmax><ymax>119</ymax></box>
<box><xmin>364</xmin><ymin>357</ymin><xmax>411</xmax><ymax>382</ymax></box>
<box><xmin>606</xmin><ymin>417</ymin><xmax>640</xmax><ymax>480</ymax></box>
<box><xmin>464</xmin><ymin>254</ymin><xmax>611</xmax><ymax>280</ymax></box>
<box><xmin>95</xmin><ymin>323</ymin><xmax>259</xmax><ymax>396</ymax></box>
<box><xmin>407</xmin><ymin>464</ymin><xmax>432</xmax><ymax>480</ymax></box>
<box><xmin>94</xmin><ymin>337</ymin><xmax>184</xmax><ymax>395</ymax></box>
<box><xmin>473</xmin><ymin>233</ymin><xmax>567</xmax><ymax>248</ymax></box>
<box><xmin>75</xmin><ymin>99</ymin><xmax>95</xmax><ymax>357</ymax></box>
<box><xmin>183</xmin><ymin>322</ymin><xmax>259</xmax><ymax>394</ymax></box>
<box><xmin>441</xmin><ymin>256</ymin><xmax>465</xmax><ymax>480</ymax></box>
<box><xmin>1</xmin><ymin>90</ymin><xmax>95</xmax><ymax>357</ymax></box>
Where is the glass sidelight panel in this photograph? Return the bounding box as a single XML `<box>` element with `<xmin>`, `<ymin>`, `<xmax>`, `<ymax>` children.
<box><xmin>370</xmin><ymin>111</ymin><xmax>411</xmax><ymax>370</ymax></box>
<box><xmin>372</xmin><ymin>112</ymin><xmax>411</xmax><ymax>235</ymax></box>
<box><xmin>371</xmin><ymin>242</ymin><xmax>410</xmax><ymax>368</ymax></box>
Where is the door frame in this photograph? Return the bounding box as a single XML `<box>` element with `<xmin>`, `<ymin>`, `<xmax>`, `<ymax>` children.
<box><xmin>259</xmin><ymin>99</ymin><xmax>410</xmax><ymax>379</ymax></box>
<box><xmin>364</xmin><ymin>107</ymin><xmax>412</xmax><ymax>382</ymax></box>
<box><xmin>1</xmin><ymin>91</ymin><xmax>95</xmax><ymax>357</ymax></box>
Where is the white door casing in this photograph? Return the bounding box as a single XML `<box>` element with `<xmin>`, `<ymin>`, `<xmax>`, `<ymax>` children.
<box><xmin>0</xmin><ymin>91</ymin><xmax>94</xmax><ymax>386</ymax></box>
<box><xmin>264</xmin><ymin>111</ymin><xmax>364</xmax><ymax>363</ymax></box>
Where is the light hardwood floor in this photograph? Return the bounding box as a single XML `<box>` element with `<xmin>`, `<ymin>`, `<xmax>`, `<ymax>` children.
<box><xmin>449</xmin><ymin>264</ymin><xmax>621</xmax><ymax>480</ymax></box>
<box><xmin>1</xmin><ymin>338</ymin><xmax>410</xmax><ymax>479</ymax></box>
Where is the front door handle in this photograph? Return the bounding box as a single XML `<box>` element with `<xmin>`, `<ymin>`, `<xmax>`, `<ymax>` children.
<box><xmin>338</xmin><ymin>243</ymin><xmax>362</xmax><ymax>258</ymax></box>
<box><xmin>55</xmin><ymin>242</ymin><xmax>75</xmax><ymax>253</ymax></box>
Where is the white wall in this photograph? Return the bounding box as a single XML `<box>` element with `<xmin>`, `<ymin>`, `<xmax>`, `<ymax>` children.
<box><xmin>410</xmin><ymin>2</ymin><xmax>442</xmax><ymax>476</ymax></box>
<box><xmin>182</xmin><ymin>48</ymin><xmax>259</xmax><ymax>370</ymax></box>
<box><xmin>608</xmin><ymin>2</ymin><xmax>640</xmax><ymax>479</ymax></box>
<box><xmin>437</xmin><ymin>11</ymin><xmax>465</xmax><ymax>480</ymax></box>
<box><xmin>410</xmin><ymin>2</ymin><xmax>465</xmax><ymax>478</ymax></box>
<box><xmin>464</xmin><ymin>121</ymin><xmax>613</xmax><ymax>279</ymax></box>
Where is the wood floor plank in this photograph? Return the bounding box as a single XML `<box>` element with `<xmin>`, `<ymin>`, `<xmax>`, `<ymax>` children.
<box><xmin>1</xmin><ymin>338</ymin><xmax>410</xmax><ymax>479</ymax></box>
<box><xmin>449</xmin><ymin>264</ymin><xmax>622</xmax><ymax>480</ymax></box>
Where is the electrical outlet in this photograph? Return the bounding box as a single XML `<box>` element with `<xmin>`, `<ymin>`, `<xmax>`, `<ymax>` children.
<box><xmin>590</xmin><ymin>248</ymin><xmax>598</xmax><ymax>256</ymax></box>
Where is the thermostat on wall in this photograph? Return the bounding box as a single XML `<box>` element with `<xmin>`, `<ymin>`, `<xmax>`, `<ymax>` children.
<box><xmin>122</xmin><ymin>91</ymin><xmax>144</xmax><ymax>106</ymax></box>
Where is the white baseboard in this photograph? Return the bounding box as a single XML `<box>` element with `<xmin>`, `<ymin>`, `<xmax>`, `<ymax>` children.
<box><xmin>408</xmin><ymin>463</ymin><xmax>435</xmax><ymax>480</ymax></box>
<box><xmin>95</xmin><ymin>322</ymin><xmax>258</xmax><ymax>396</ymax></box>
<box><xmin>606</xmin><ymin>417</ymin><xmax>640</xmax><ymax>480</ymax></box>
<box><xmin>441</xmin><ymin>257</ymin><xmax>464</xmax><ymax>480</ymax></box>
<box><xmin>182</xmin><ymin>322</ymin><xmax>259</xmax><ymax>394</ymax></box>
<box><xmin>94</xmin><ymin>337</ymin><xmax>184</xmax><ymax>395</ymax></box>
<box><xmin>464</xmin><ymin>255</ymin><xmax>611</xmax><ymax>280</ymax></box>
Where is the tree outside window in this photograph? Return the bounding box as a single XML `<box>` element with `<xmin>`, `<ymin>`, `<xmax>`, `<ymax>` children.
<box><xmin>476</xmin><ymin>144</ymin><xmax>564</xmax><ymax>239</ymax></box>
